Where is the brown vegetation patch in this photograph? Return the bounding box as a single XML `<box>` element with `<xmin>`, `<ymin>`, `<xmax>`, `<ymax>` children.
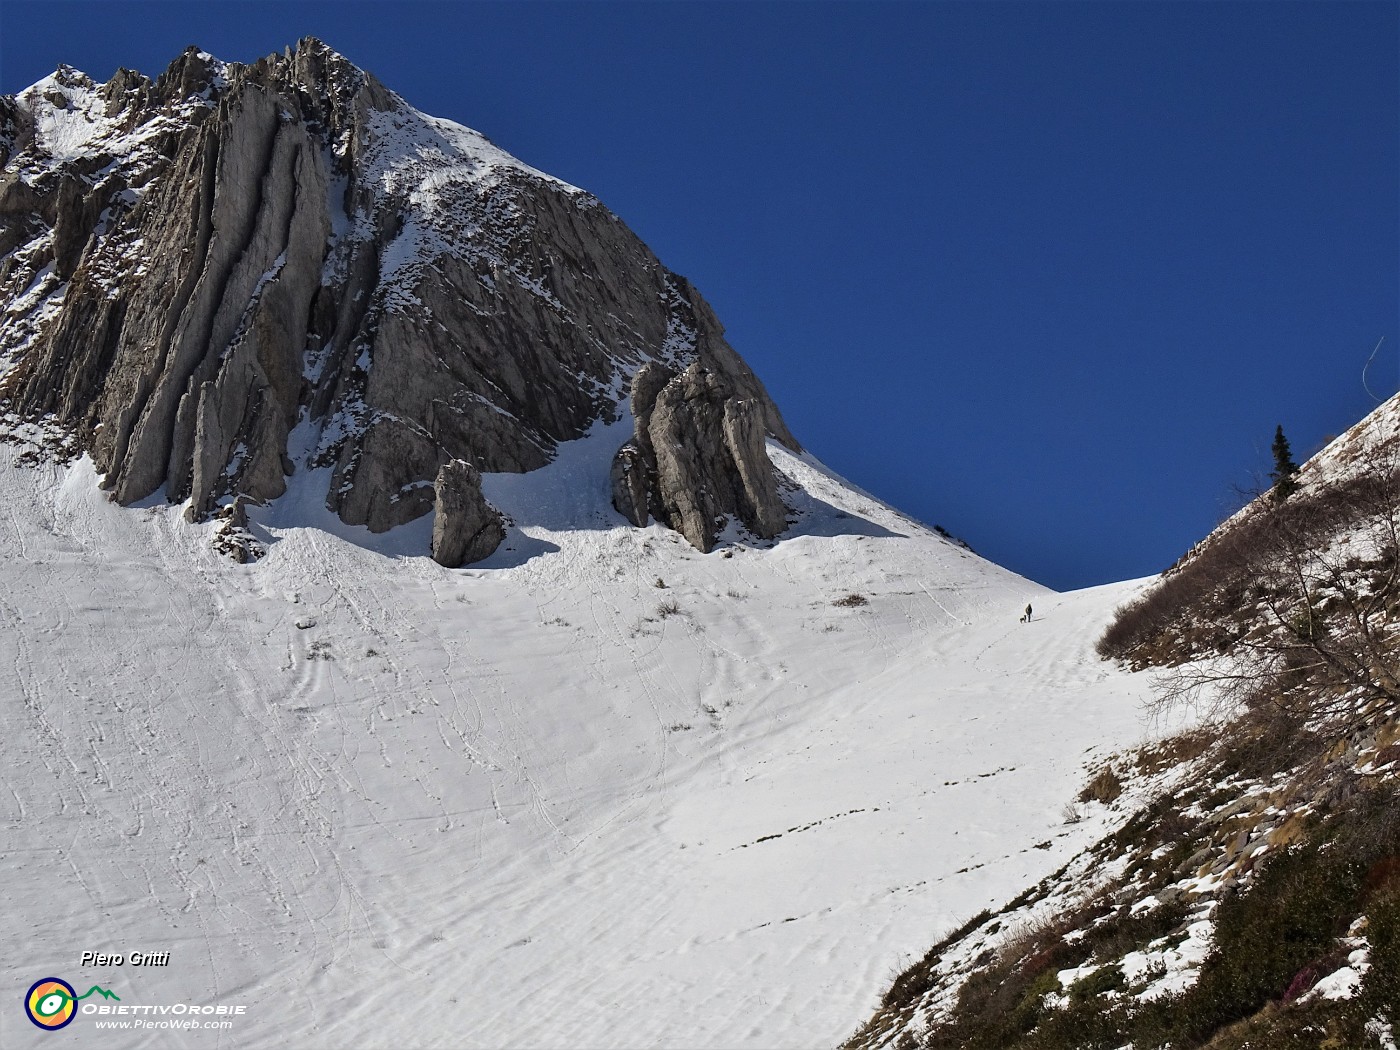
<box><xmin>1078</xmin><ymin>766</ymin><xmax>1124</xmax><ymax>805</ymax></box>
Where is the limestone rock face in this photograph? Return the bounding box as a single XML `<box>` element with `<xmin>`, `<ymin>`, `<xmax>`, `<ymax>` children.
<box><xmin>612</xmin><ymin>360</ymin><xmax>788</xmax><ymax>552</ymax></box>
<box><xmin>0</xmin><ymin>38</ymin><xmax>799</xmax><ymax>553</ymax></box>
<box><xmin>430</xmin><ymin>460</ymin><xmax>505</xmax><ymax>567</ymax></box>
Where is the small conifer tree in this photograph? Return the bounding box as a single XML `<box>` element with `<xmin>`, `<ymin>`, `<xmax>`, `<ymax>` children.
<box><xmin>1270</xmin><ymin>424</ymin><xmax>1300</xmax><ymax>502</ymax></box>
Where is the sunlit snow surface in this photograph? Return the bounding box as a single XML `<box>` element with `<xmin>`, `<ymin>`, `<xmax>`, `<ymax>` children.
<box><xmin>0</xmin><ymin>429</ymin><xmax>1161</xmax><ymax>1049</ymax></box>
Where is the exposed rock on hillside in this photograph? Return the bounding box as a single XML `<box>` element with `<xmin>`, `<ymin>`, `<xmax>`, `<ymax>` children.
<box><xmin>430</xmin><ymin>460</ymin><xmax>505</xmax><ymax>567</ymax></box>
<box><xmin>0</xmin><ymin>39</ymin><xmax>798</xmax><ymax>561</ymax></box>
<box><xmin>611</xmin><ymin>359</ymin><xmax>788</xmax><ymax>552</ymax></box>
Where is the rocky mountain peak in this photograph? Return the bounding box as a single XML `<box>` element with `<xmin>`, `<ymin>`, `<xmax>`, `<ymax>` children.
<box><xmin>0</xmin><ymin>41</ymin><xmax>799</xmax><ymax>564</ymax></box>
<box><xmin>152</xmin><ymin>46</ymin><xmax>222</xmax><ymax>99</ymax></box>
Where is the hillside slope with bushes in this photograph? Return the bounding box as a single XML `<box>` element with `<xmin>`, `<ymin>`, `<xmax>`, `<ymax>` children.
<box><xmin>847</xmin><ymin>393</ymin><xmax>1400</xmax><ymax>1050</ymax></box>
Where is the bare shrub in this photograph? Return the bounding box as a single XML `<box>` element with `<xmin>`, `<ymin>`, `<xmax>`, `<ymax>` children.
<box><xmin>1097</xmin><ymin>443</ymin><xmax>1399</xmax><ymax>744</ymax></box>
<box><xmin>834</xmin><ymin>593</ymin><xmax>869</xmax><ymax>608</ymax></box>
<box><xmin>656</xmin><ymin>599</ymin><xmax>682</xmax><ymax>619</ymax></box>
<box><xmin>996</xmin><ymin>910</ymin><xmax>1064</xmax><ymax>967</ymax></box>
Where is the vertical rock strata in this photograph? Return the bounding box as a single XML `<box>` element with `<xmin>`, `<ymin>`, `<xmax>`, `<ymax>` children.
<box><xmin>0</xmin><ymin>39</ymin><xmax>798</xmax><ymax>561</ymax></box>
<box><xmin>610</xmin><ymin>361</ymin><xmax>788</xmax><ymax>552</ymax></box>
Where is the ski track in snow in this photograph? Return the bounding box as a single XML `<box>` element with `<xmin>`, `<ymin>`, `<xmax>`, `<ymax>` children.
<box><xmin>0</xmin><ymin>426</ymin><xmax>1160</xmax><ymax>1050</ymax></box>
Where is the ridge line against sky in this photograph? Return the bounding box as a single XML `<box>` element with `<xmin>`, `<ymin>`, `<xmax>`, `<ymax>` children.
<box><xmin>2</xmin><ymin>0</ymin><xmax>1396</xmax><ymax>590</ymax></box>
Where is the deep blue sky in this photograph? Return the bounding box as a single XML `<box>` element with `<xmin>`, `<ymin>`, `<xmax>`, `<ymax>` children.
<box><xmin>3</xmin><ymin>2</ymin><xmax>1396</xmax><ymax>590</ymax></box>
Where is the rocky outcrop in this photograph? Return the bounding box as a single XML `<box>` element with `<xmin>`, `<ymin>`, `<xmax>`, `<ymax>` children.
<box><xmin>210</xmin><ymin>495</ymin><xmax>264</xmax><ymax>564</ymax></box>
<box><xmin>609</xmin><ymin>442</ymin><xmax>653</xmax><ymax>528</ymax></box>
<box><xmin>0</xmin><ymin>38</ymin><xmax>799</xmax><ymax>556</ymax></box>
<box><xmin>1</xmin><ymin>48</ymin><xmax>333</xmax><ymax>524</ymax></box>
<box><xmin>430</xmin><ymin>460</ymin><xmax>505</xmax><ymax>567</ymax></box>
<box><xmin>611</xmin><ymin>360</ymin><xmax>788</xmax><ymax>552</ymax></box>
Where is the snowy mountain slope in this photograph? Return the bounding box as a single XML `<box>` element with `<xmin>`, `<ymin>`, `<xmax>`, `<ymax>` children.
<box><xmin>846</xmin><ymin>393</ymin><xmax>1400</xmax><ymax>1050</ymax></box>
<box><xmin>0</xmin><ymin>38</ymin><xmax>1181</xmax><ymax>1050</ymax></box>
<box><xmin>0</xmin><ymin>424</ymin><xmax>1164</xmax><ymax>1049</ymax></box>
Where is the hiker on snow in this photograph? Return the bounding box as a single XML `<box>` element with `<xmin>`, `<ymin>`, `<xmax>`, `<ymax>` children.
<box><xmin>1023</xmin><ymin>603</ymin><xmax>1033</xmax><ymax>623</ymax></box>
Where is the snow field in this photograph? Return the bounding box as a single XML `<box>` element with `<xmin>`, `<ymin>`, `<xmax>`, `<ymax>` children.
<box><xmin>2</xmin><ymin>425</ymin><xmax>1160</xmax><ymax>1048</ymax></box>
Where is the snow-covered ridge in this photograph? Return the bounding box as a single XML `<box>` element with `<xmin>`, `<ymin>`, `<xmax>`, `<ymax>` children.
<box><xmin>1304</xmin><ymin>389</ymin><xmax>1400</xmax><ymax>482</ymax></box>
<box><xmin>5</xmin><ymin>41</ymin><xmax>587</xmax><ymax>315</ymax></box>
<box><xmin>366</xmin><ymin>98</ymin><xmax>584</xmax><ymax>198</ymax></box>
<box><xmin>17</xmin><ymin>68</ymin><xmax>123</xmax><ymax>167</ymax></box>
<box><xmin>8</xmin><ymin>43</ymin><xmax>579</xmax><ymax>196</ymax></box>
<box><xmin>9</xmin><ymin>61</ymin><xmax>217</xmax><ymax>178</ymax></box>
<box><xmin>361</xmin><ymin>99</ymin><xmax>590</xmax><ymax>296</ymax></box>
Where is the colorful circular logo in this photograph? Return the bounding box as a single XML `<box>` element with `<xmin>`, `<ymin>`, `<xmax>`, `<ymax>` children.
<box><xmin>25</xmin><ymin>978</ymin><xmax>77</xmax><ymax>1030</ymax></box>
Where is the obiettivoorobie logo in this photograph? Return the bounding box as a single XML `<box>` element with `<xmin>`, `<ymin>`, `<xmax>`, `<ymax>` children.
<box><xmin>24</xmin><ymin>977</ymin><xmax>119</xmax><ymax>1031</ymax></box>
